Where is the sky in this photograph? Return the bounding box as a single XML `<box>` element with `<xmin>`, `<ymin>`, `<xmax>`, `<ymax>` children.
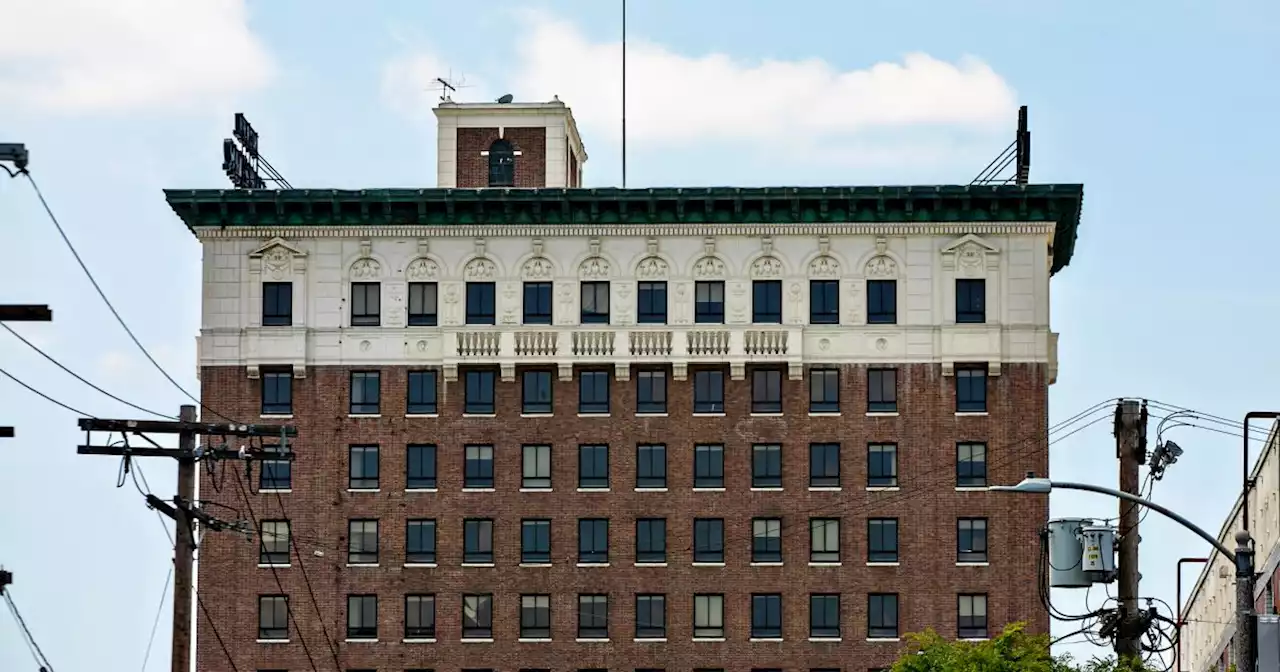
<box><xmin>1</xmin><ymin>0</ymin><xmax>1278</xmax><ymax>670</ymax></box>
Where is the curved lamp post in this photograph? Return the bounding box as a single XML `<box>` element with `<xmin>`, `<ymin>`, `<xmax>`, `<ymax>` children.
<box><xmin>991</xmin><ymin>478</ymin><xmax>1256</xmax><ymax>672</ymax></box>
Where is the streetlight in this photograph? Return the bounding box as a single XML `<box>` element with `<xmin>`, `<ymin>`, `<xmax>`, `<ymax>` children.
<box><xmin>991</xmin><ymin>478</ymin><xmax>1256</xmax><ymax>672</ymax></box>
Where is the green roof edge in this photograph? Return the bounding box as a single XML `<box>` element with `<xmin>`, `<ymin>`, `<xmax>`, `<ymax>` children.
<box><xmin>164</xmin><ymin>184</ymin><xmax>1084</xmax><ymax>275</ymax></box>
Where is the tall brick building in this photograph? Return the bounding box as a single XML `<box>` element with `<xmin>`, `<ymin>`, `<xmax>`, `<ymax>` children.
<box><xmin>170</xmin><ymin>97</ymin><xmax>1084</xmax><ymax>672</ymax></box>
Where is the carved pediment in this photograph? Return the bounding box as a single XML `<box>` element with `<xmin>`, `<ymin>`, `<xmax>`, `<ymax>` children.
<box><xmin>249</xmin><ymin>237</ymin><xmax>307</xmax><ymax>278</ymax></box>
<box><xmin>941</xmin><ymin>234</ymin><xmax>1000</xmax><ymax>274</ymax></box>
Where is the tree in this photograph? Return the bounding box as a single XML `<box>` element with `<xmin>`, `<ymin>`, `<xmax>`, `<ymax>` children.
<box><xmin>889</xmin><ymin>623</ymin><xmax>1162</xmax><ymax>672</ymax></box>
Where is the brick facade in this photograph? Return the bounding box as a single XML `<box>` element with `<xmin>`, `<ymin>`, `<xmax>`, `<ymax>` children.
<box><xmin>194</xmin><ymin>362</ymin><xmax>1049</xmax><ymax>672</ymax></box>
<box><xmin>456</xmin><ymin>127</ymin><xmax>548</xmax><ymax>188</ymax></box>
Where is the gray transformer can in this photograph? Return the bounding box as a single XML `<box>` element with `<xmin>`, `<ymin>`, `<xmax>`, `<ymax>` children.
<box><xmin>1046</xmin><ymin>518</ymin><xmax>1092</xmax><ymax>588</ymax></box>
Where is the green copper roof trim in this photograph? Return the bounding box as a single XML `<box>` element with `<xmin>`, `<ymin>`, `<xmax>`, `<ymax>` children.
<box><xmin>164</xmin><ymin>184</ymin><xmax>1084</xmax><ymax>274</ymax></box>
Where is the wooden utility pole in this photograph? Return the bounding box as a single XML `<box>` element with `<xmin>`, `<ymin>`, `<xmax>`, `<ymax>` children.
<box><xmin>0</xmin><ymin>303</ymin><xmax>52</xmax><ymax>439</ymax></box>
<box><xmin>1115</xmin><ymin>399</ymin><xmax>1148</xmax><ymax>660</ymax></box>
<box><xmin>76</xmin><ymin>408</ymin><xmax>296</xmax><ymax>672</ymax></box>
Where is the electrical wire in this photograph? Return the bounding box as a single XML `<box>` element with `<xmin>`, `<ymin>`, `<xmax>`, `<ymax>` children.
<box><xmin>139</xmin><ymin>565</ymin><xmax>173</xmax><ymax>672</ymax></box>
<box><xmin>0</xmin><ymin>366</ymin><xmax>95</xmax><ymax>417</ymax></box>
<box><xmin>3</xmin><ymin>587</ymin><xmax>56</xmax><ymax>671</ymax></box>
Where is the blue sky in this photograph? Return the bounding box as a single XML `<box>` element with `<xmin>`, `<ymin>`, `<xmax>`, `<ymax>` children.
<box><xmin>1</xmin><ymin>0</ymin><xmax>1278</xmax><ymax>669</ymax></box>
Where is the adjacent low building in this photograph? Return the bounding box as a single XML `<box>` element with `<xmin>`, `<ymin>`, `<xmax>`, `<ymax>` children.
<box><xmin>171</xmin><ymin>97</ymin><xmax>1085</xmax><ymax>671</ymax></box>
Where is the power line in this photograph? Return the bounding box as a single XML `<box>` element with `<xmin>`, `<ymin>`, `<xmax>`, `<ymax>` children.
<box><xmin>3</xmin><ymin>586</ymin><xmax>55</xmax><ymax>671</ymax></box>
<box><xmin>0</xmin><ymin>366</ymin><xmax>93</xmax><ymax>417</ymax></box>
<box><xmin>140</xmin><ymin>566</ymin><xmax>173</xmax><ymax>672</ymax></box>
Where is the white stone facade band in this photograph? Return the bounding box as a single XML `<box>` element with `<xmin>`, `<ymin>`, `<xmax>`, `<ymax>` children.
<box><xmin>198</xmin><ymin>225</ymin><xmax>1058</xmax><ymax>380</ymax></box>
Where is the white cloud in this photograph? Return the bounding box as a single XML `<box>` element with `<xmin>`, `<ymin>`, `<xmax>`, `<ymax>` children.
<box><xmin>381</xmin><ymin>50</ymin><xmax>492</xmax><ymax>122</ymax></box>
<box><xmin>0</xmin><ymin>0</ymin><xmax>275</xmax><ymax>114</ymax></box>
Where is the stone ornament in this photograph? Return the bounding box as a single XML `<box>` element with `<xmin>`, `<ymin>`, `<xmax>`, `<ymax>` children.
<box><xmin>692</xmin><ymin>256</ymin><xmax>726</xmax><ymax>279</ymax></box>
<box><xmin>579</xmin><ymin>256</ymin><xmax>610</xmax><ymax>280</ymax></box>
<box><xmin>865</xmin><ymin>255</ymin><xmax>897</xmax><ymax>278</ymax></box>
<box><xmin>464</xmin><ymin>257</ymin><xmax>497</xmax><ymax>280</ymax></box>
<box><xmin>350</xmin><ymin>257</ymin><xmax>382</xmax><ymax>280</ymax></box>
<box><xmin>809</xmin><ymin>255</ymin><xmax>840</xmax><ymax>278</ymax></box>
<box><xmin>406</xmin><ymin>258</ymin><xmax>440</xmax><ymax>281</ymax></box>
<box><xmin>522</xmin><ymin>256</ymin><xmax>554</xmax><ymax>280</ymax></box>
<box><xmin>751</xmin><ymin>255</ymin><xmax>783</xmax><ymax>279</ymax></box>
<box><xmin>635</xmin><ymin>256</ymin><xmax>669</xmax><ymax>279</ymax></box>
<box><xmin>249</xmin><ymin>237</ymin><xmax>306</xmax><ymax>281</ymax></box>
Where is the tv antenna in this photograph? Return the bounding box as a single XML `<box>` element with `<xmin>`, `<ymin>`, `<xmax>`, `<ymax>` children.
<box><xmin>434</xmin><ymin>72</ymin><xmax>471</xmax><ymax>102</ymax></box>
<box><xmin>970</xmin><ymin>105</ymin><xmax>1031</xmax><ymax>186</ymax></box>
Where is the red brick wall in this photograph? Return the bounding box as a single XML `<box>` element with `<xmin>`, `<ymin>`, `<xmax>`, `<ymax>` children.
<box><xmin>456</xmin><ymin>127</ymin><xmax>547</xmax><ymax>188</ymax></box>
<box><xmin>194</xmin><ymin>362</ymin><xmax>1049</xmax><ymax>672</ymax></box>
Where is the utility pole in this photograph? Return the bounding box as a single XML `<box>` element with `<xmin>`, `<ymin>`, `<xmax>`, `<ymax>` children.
<box><xmin>0</xmin><ymin>303</ymin><xmax>53</xmax><ymax>439</ymax></box>
<box><xmin>76</xmin><ymin>407</ymin><xmax>296</xmax><ymax>672</ymax></box>
<box><xmin>1115</xmin><ymin>399</ymin><xmax>1147</xmax><ymax>660</ymax></box>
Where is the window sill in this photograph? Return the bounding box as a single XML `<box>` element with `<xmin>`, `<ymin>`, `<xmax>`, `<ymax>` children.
<box><xmin>404</xmin><ymin>563</ymin><xmax>438</xmax><ymax>568</ymax></box>
<box><xmin>808</xmin><ymin>486</ymin><xmax>842</xmax><ymax>492</ymax></box>
<box><xmin>520</xmin><ymin>487</ymin><xmax>553</xmax><ymax>493</ymax></box>
<box><xmin>635</xmin><ymin>562</ymin><xmax>668</xmax><ymax>567</ymax></box>
<box><xmin>808</xmin><ymin>412</ymin><xmax>841</xmax><ymax>417</ymax></box>
<box><xmin>260</xmin><ymin>414</ymin><xmax>294</xmax><ymax>420</ymax></box>
<box><xmin>346</xmin><ymin>563</ymin><xmax>379</xmax><ymax>568</ymax></box>
<box><xmin>576</xmin><ymin>487</ymin><xmax>610</xmax><ymax>493</ymax></box>
<box><xmin>809</xmin><ymin>562</ymin><xmax>843</xmax><ymax>567</ymax></box>
<box><xmin>866</xmin><ymin>412</ymin><xmax>900</xmax><ymax>417</ymax></box>
<box><xmin>750</xmin><ymin>637</ymin><xmax>784</xmax><ymax>642</ymax></box>
<box><xmin>955</xmin><ymin>412</ymin><xmax>989</xmax><ymax>417</ymax></box>
<box><xmin>693</xmin><ymin>637</ymin><xmax>726</xmax><ymax>642</ymax></box>
<box><xmin>518</xmin><ymin>638</ymin><xmax>552</xmax><ymax>643</ymax></box>
<box><xmin>403</xmin><ymin>638</ymin><xmax>437</xmax><ymax>643</ymax></box>
<box><xmin>405</xmin><ymin>488</ymin><xmax>438</xmax><ymax>493</ymax></box>
<box><xmin>404</xmin><ymin>413</ymin><xmax>439</xmax><ymax>418</ymax></box>
<box><xmin>692</xmin><ymin>412</ymin><xmax>726</xmax><ymax>417</ymax></box>
<box><xmin>866</xmin><ymin>486</ymin><xmax>900</xmax><ymax>492</ymax></box>
<box><xmin>576</xmin><ymin>638</ymin><xmax>610</xmax><ymax>643</ymax></box>
<box><xmin>257</xmin><ymin>639</ymin><xmax>289</xmax><ymax>644</ymax></box>
<box><xmin>867</xmin><ymin>562</ymin><xmax>901</xmax><ymax>567</ymax></box>
<box><xmin>809</xmin><ymin>637</ymin><xmax>843</xmax><ymax>642</ymax></box>
<box><xmin>957</xmin><ymin>561</ymin><xmax>990</xmax><ymax>567</ymax></box>
<box><xmin>346</xmin><ymin>488</ymin><xmax>380</xmax><ymax>493</ymax></box>
<box><xmin>257</xmin><ymin>563</ymin><xmax>291</xmax><ymax>569</ymax></box>
<box><xmin>867</xmin><ymin>637</ymin><xmax>902</xmax><ymax>642</ymax></box>
<box><xmin>635</xmin><ymin>487</ymin><xmax>668</xmax><ymax>492</ymax></box>
<box><xmin>461</xmin><ymin>638</ymin><xmax>494</xmax><ymax>643</ymax></box>
<box><xmin>692</xmin><ymin>562</ymin><xmax>726</xmax><ymax>567</ymax></box>
<box><xmin>576</xmin><ymin>413</ymin><xmax>612</xmax><ymax>418</ymax></box>
<box><xmin>461</xmin><ymin>563</ymin><xmax>495</xmax><ymax>568</ymax></box>
<box><xmin>693</xmin><ymin>487</ymin><xmax>726</xmax><ymax>492</ymax></box>
<box><xmin>347</xmin><ymin>414</ymin><xmax>381</xmax><ymax>419</ymax></box>
<box><xmin>635</xmin><ymin>638</ymin><xmax>667</xmax><ymax>643</ymax></box>
<box><xmin>576</xmin><ymin>562</ymin><xmax>610</xmax><ymax>567</ymax></box>
<box><xmin>955</xmin><ymin>486</ymin><xmax>989</xmax><ymax>492</ymax></box>
<box><xmin>259</xmin><ymin>488</ymin><xmax>292</xmax><ymax>494</ymax></box>
<box><xmin>750</xmin><ymin>413</ymin><xmax>784</xmax><ymax>418</ymax></box>
<box><xmin>520</xmin><ymin>413</ymin><xmax>554</xmax><ymax>418</ymax></box>
<box><xmin>750</xmin><ymin>487</ymin><xmax>783</xmax><ymax>492</ymax></box>
<box><xmin>462</xmin><ymin>413</ymin><xmax>498</xmax><ymax>418</ymax></box>
<box><xmin>462</xmin><ymin>488</ymin><xmax>496</xmax><ymax>493</ymax></box>
<box><xmin>345</xmin><ymin>638</ymin><xmax>377</xmax><ymax>643</ymax></box>
<box><xmin>960</xmin><ymin>637</ymin><xmax>991</xmax><ymax>642</ymax></box>
<box><xmin>750</xmin><ymin>561</ymin><xmax>784</xmax><ymax>567</ymax></box>
<box><xmin>636</xmin><ymin>413</ymin><xmax>669</xmax><ymax>418</ymax></box>
<box><xmin>520</xmin><ymin>563</ymin><xmax>553</xmax><ymax>568</ymax></box>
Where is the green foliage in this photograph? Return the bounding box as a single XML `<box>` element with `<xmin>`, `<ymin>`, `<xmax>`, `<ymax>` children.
<box><xmin>889</xmin><ymin>623</ymin><xmax>1163</xmax><ymax>672</ymax></box>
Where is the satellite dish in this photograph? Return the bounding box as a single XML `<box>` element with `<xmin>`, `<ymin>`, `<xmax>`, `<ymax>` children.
<box><xmin>497</xmin><ymin>94</ymin><xmax>514</xmax><ymax>104</ymax></box>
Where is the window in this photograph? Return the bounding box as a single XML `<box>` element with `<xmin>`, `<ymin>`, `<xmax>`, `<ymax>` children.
<box><xmin>260</xmin><ymin>443</ymin><xmax>291</xmax><ymax>490</ymax></box>
<box><xmin>753</xmin><ymin>280</ymin><xmax>782</xmax><ymax>323</ymax></box>
<box><xmin>809</xmin><ymin>443</ymin><xmax>840</xmax><ymax>488</ymax></box>
<box><xmin>635</xmin><ymin>594</ymin><xmax>666</xmax><ymax>639</ymax></box>
<box><xmin>636</xmin><ymin>369</ymin><xmax>667</xmax><ymax>414</ymax></box>
<box><xmin>694</xmin><ymin>444</ymin><xmax>724</xmax><ymax>488</ymax></box>
<box><xmin>406</xmin><ymin>519</ymin><xmax>436</xmax><ymax>564</ymax></box>
<box><xmin>956</xmin><ymin>366</ymin><xmax>988</xmax><ymax>413</ymax></box>
<box><xmin>258</xmin><ymin>595</ymin><xmax>289</xmax><ymax>640</ymax></box>
<box><xmin>259</xmin><ymin>520</ymin><xmax>290</xmax><ymax>565</ymax></box>
<box><xmin>752</xmin><ymin>368</ymin><xmax>783</xmax><ymax>413</ymax></box>
<box><xmin>810</xmin><ymin>594</ymin><xmax>840</xmax><ymax>638</ymax></box>
<box><xmin>350</xmin><ymin>282</ymin><xmax>380</xmax><ymax>326</ymax></box>
<box><xmin>578</xmin><ymin>444</ymin><xmax>609</xmax><ymax>489</ymax></box>
<box><xmin>488</xmin><ymin>138</ymin><xmax>515</xmax><ymax>186</ymax></box>
<box><xmin>349</xmin><ymin>445</ymin><xmax>379</xmax><ymax>490</ymax></box>
<box><xmin>866</xmin><ymin>279</ymin><xmax>896</xmax><ymax>324</ymax></box>
<box><xmin>867</xmin><ymin>369</ymin><xmax>897</xmax><ymax>413</ymax></box>
<box><xmin>957</xmin><ymin>442</ymin><xmax>988</xmax><ymax>487</ymax></box>
<box><xmin>408</xmin><ymin>282</ymin><xmax>438</xmax><ymax>326</ymax></box>
<box><xmin>810</xmin><ymin>280</ymin><xmax>839</xmax><ymax>324</ymax></box>
<box><xmin>464</xmin><ymin>369</ymin><xmax>496</xmax><ymax>414</ymax></box>
<box><xmin>581</xmin><ymin>281</ymin><xmax>610</xmax><ymax>324</ymax></box>
<box><xmin>348</xmin><ymin>519</ymin><xmax>379</xmax><ymax>564</ymax></box>
<box><xmin>524</xmin><ymin>282</ymin><xmax>553</xmax><ymax>324</ymax></box>
<box><xmin>752</xmin><ymin>518</ymin><xmax>782</xmax><ymax>563</ymax></box>
<box><xmin>636</xmin><ymin>518</ymin><xmax>666</xmax><ymax>564</ymax></box>
<box><xmin>867</xmin><ymin>444</ymin><xmax>898</xmax><ymax>488</ymax></box>
<box><xmin>579</xmin><ymin>369</ymin><xmax>610</xmax><ymax>414</ymax></box>
<box><xmin>958</xmin><ymin>594</ymin><xmax>988</xmax><ymax>639</ymax></box>
<box><xmin>637</xmin><ymin>281</ymin><xmax>667</xmax><ymax>324</ymax></box>
<box><xmin>695</xmin><ymin>281</ymin><xmax>725</xmax><ymax>323</ymax></box>
<box><xmin>578</xmin><ymin>518</ymin><xmax>609</xmax><ymax>564</ymax></box>
<box><xmin>868</xmin><ymin>518</ymin><xmax>898</xmax><ymax>563</ymax></box>
<box><xmin>751</xmin><ymin>594</ymin><xmax>782</xmax><ymax>638</ymax></box>
<box><xmin>261</xmin><ymin>369</ymin><xmax>292</xmax><ymax>416</ymax></box>
<box><xmin>406</xmin><ymin>444</ymin><xmax>437</xmax><ymax>490</ymax></box>
<box><xmin>958</xmin><ymin>518</ymin><xmax>989</xmax><ymax>563</ymax></box>
<box><xmin>752</xmin><ymin>444</ymin><xmax>782</xmax><ymax>488</ymax></box>
<box><xmin>466</xmin><ymin>282</ymin><xmax>496</xmax><ymax>325</ymax></box>
<box><xmin>810</xmin><ymin>518</ymin><xmax>840</xmax><ymax>563</ymax></box>
<box><xmin>464</xmin><ymin>519</ymin><xmax>494</xmax><ymax>563</ymax></box>
<box><xmin>521</xmin><ymin>595</ymin><xmax>552</xmax><ymax>639</ymax></box>
<box><xmin>262</xmin><ymin>282</ymin><xmax>292</xmax><ymax>326</ymax></box>
<box><xmin>347</xmin><ymin>595</ymin><xmax>377</xmax><ymax>639</ymax></box>
<box><xmin>868</xmin><ymin>594</ymin><xmax>898</xmax><ymax>639</ymax></box>
<box><xmin>809</xmin><ymin>368</ymin><xmax>839</xmax><ymax>413</ymax></box>
<box><xmin>522</xmin><ymin>369</ymin><xmax>553</xmax><ymax>414</ymax></box>
<box><xmin>349</xmin><ymin>371</ymin><xmax>380</xmax><ymax>415</ymax></box>
<box><xmin>405</xmin><ymin>595</ymin><xmax>435</xmax><ymax>639</ymax></box>
<box><xmin>693</xmin><ymin>519</ymin><xmax>725</xmax><ymax>563</ymax></box>
<box><xmin>578</xmin><ymin>594</ymin><xmax>608</xmax><ymax>638</ymax></box>
<box><xmin>407</xmin><ymin>371</ymin><xmax>438</xmax><ymax>415</ymax></box>
<box><xmin>956</xmin><ymin>279</ymin><xmax>986</xmax><ymax>324</ymax></box>
<box><xmin>522</xmin><ymin>519</ymin><xmax>551</xmax><ymax>564</ymax></box>
<box><xmin>464</xmin><ymin>444</ymin><xmax>494</xmax><ymax>489</ymax></box>
<box><xmin>636</xmin><ymin>444</ymin><xmax>667</xmax><ymax>488</ymax></box>
<box><xmin>522</xmin><ymin>444</ymin><xmax>552</xmax><ymax>489</ymax></box>
<box><xmin>694</xmin><ymin>594</ymin><xmax>724</xmax><ymax>638</ymax></box>
<box><xmin>693</xmin><ymin>369</ymin><xmax>725</xmax><ymax>413</ymax></box>
<box><xmin>462</xmin><ymin>594</ymin><xmax>493</xmax><ymax>639</ymax></box>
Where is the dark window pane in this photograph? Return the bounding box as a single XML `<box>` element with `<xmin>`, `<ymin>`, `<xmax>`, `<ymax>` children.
<box><xmin>635</xmin><ymin>594</ymin><xmax>666</xmax><ymax>638</ymax></box>
<box><xmin>956</xmin><ymin>279</ymin><xmax>986</xmax><ymax>324</ymax></box>
<box><xmin>522</xmin><ymin>369</ymin><xmax>553</xmax><ymax>414</ymax></box>
<box><xmin>521</xmin><ymin>519</ymin><xmax>552</xmax><ymax>564</ymax></box>
<box><xmin>465</xmin><ymin>282</ymin><xmax>496</xmax><ymax>325</ymax></box>
<box><xmin>464</xmin><ymin>369</ymin><xmax>496</xmax><ymax>414</ymax></box>
<box><xmin>406</xmin><ymin>519</ymin><xmax>436</xmax><ymax>564</ymax></box>
<box><xmin>463</xmin><ymin>518</ymin><xmax>494</xmax><ymax>563</ymax></box>
<box><xmin>752</xmin><ymin>368</ymin><xmax>783</xmax><ymax>414</ymax></box>
<box><xmin>578</xmin><ymin>518</ymin><xmax>609</xmax><ymax>563</ymax></box>
<box><xmin>637</xmin><ymin>444</ymin><xmax>667</xmax><ymax>488</ymax></box>
<box><xmin>868</xmin><ymin>518</ymin><xmax>898</xmax><ymax>563</ymax></box>
<box><xmin>523</xmin><ymin>282</ymin><xmax>553</xmax><ymax>324</ymax></box>
<box><xmin>750</xmin><ymin>594</ymin><xmax>782</xmax><ymax>638</ymax></box>
<box><xmin>809</xmin><ymin>443</ymin><xmax>840</xmax><ymax>488</ymax></box>
<box><xmin>809</xmin><ymin>280</ymin><xmax>839</xmax><ymax>324</ymax></box>
<box><xmin>349</xmin><ymin>371</ymin><xmax>381</xmax><ymax>415</ymax></box>
<box><xmin>581</xmin><ymin>282</ymin><xmax>610</xmax><ymax>324</ymax></box>
<box><xmin>578</xmin><ymin>595</ymin><xmax>609</xmax><ymax>638</ymax></box>
<box><xmin>868</xmin><ymin>594</ymin><xmax>899</xmax><ymax>639</ymax></box>
<box><xmin>752</xmin><ymin>444</ymin><xmax>782</xmax><ymax>488</ymax></box>
<box><xmin>867</xmin><ymin>369</ymin><xmax>897</xmax><ymax>413</ymax></box>
<box><xmin>522</xmin><ymin>444</ymin><xmax>552</xmax><ymax>489</ymax></box>
<box><xmin>407</xmin><ymin>370</ymin><xmax>438</xmax><ymax>415</ymax></box>
<box><xmin>579</xmin><ymin>370</ymin><xmax>610</xmax><ymax>414</ymax></box>
<box><xmin>752</xmin><ymin>280</ymin><xmax>782</xmax><ymax>323</ymax></box>
<box><xmin>867</xmin><ymin>280</ymin><xmax>896</xmax><ymax>324</ymax></box>
<box><xmin>462</xmin><ymin>594</ymin><xmax>493</xmax><ymax>638</ymax></box>
<box><xmin>958</xmin><ymin>518</ymin><xmax>989</xmax><ymax>563</ymax></box>
<box><xmin>351</xmin><ymin>282</ymin><xmax>381</xmax><ymax>326</ymax></box>
<box><xmin>693</xmin><ymin>369</ymin><xmax>725</xmax><ymax>413</ymax></box>
<box><xmin>636</xmin><ymin>518</ymin><xmax>666</xmax><ymax>564</ymax></box>
<box><xmin>694</xmin><ymin>519</ymin><xmax>725</xmax><ymax>563</ymax></box>
<box><xmin>260</xmin><ymin>443</ymin><xmax>291</xmax><ymax>490</ymax></box>
<box><xmin>349</xmin><ymin>445</ymin><xmax>379</xmax><ymax>489</ymax></box>
<box><xmin>408</xmin><ymin>282</ymin><xmax>438</xmax><ymax>326</ymax></box>
<box><xmin>637</xmin><ymin>281</ymin><xmax>668</xmax><ymax>324</ymax></box>
<box><xmin>957</xmin><ymin>443</ymin><xmax>988</xmax><ymax>487</ymax></box>
<box><xmin>868</xmin><ymin>444</ymin><xmax>898</xmax><ymax>487</ymax></box>
<box><xmin>258</xmin><ymin>595</ymin><xmax>289</xmax><ymax>639</ymax></box>
<box><xmin>957</xmin><ymin>367</ymin><xmax>988</xmax><ymax>412</ymax></box>
<box><xmin>636</xmin><ymin>369</ymin><xmax>667</xmax><ymax>414</ymax></box>
<box><xmin>406</xmin><ymin>444</ymin><xmax>437</xmax><ymax>489</ymax></box>
<box><xmin>262</xmin><ymin>282</ymin><xmax>292</xmax><ymax>326</ymax></box>
<box><xmin>405</xmin><ymin>595</ymin><xmax>436</xmax><ymax>639</ymax></box>
<box><xmin>694</xmin><ymin>444</ymin><xmax>724</xmax><ymax>488</ymax></box>
<box><xmin>810</xmin><ymin>518</ymin><xmax>840</xmax><ymax>563</ymax></box>
<box><xmin>348</xmin><ymin>519</ymin><xmax>379</xmax><ymax>564</ymax></box>
<box><xmin>520</xmin><ymin>594</ymin><xmax>552</xmax><ymax>638</ymax></box>
<box><xmin>261</xmin><ymin>370</ymin><xmax>293</xmax><ymax>415</ymax></box>
<box><xmin>695</xmin><ymin>281</ymin><xmax>725</xmax><ymax>323</ymax></box>
<box><xmin>488</xmin><ymin>139</ymin><xmax>515</xmax><ymax>187</ymax></box>
<box><xmin>464</xmin><ymin>445</ymin><xmax>494</xmax><ymax>488</ymax></box>
<box><xmin>752</xmin><ymin>518</ymin><xmax>782</xmax><ymax>563</ymax></box>
<box><xmin>809</xmin><ymin>594</ymin><xmax>840</xmax><ymax>638</ymax></box>
<box><xmin>578</xmin><ymin>445</ymin><xmax>609</xmax><ymax>488</ymax></box>
<box><xmin>259</xmin><ymin>520</ymin><xmax>290</xmax><ymax>565</ymax></box>
<box><xmin>958</xmin><ymin>594</ymin><xmax>988</xmax><ymax>638</ymax></box>
<box><xmin>809</xmin><ymin>368</ymin><xmax>839</xmax><ymax>413</ymax></box>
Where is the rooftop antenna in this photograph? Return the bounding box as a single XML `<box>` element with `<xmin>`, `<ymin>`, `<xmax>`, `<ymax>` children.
<box><xmin>621</xmin><ymin>0</ymin><xmax>628</xmax><ymax>189</ymax></box>
<box><xmin>970</xmin><ymin>105</ymin><xmax>1031</xmax><ymax>186</ymax></box>
<box><xmin>434</xmin><ymin>71</ymin><xmax>471</xmax><ymax>102</ymax></box>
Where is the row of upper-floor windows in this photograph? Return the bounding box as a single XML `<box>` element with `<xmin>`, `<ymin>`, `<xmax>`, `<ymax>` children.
<box><xmin>260</xmin><ymin>516</ymin><xmax>989</xmax><ymax>567</ymax></box>
<box><xmin>255</xmin><ymin>441</ymin><xmax>988</xmax><ymax>492</ymax></box>
<box><xmin>260</xmin><ymin>365</ymin><xmax>990</xmax><ymax>417</ymax></box>
<box><xmin>255</xmin><ymin>591</ymin><xmax>990</xmax><ymax>643</ymax></box>
<box><xmin>259</xmin><ymin>278</ymin><xmax>988</xmax><ymax>327</ymax></box>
